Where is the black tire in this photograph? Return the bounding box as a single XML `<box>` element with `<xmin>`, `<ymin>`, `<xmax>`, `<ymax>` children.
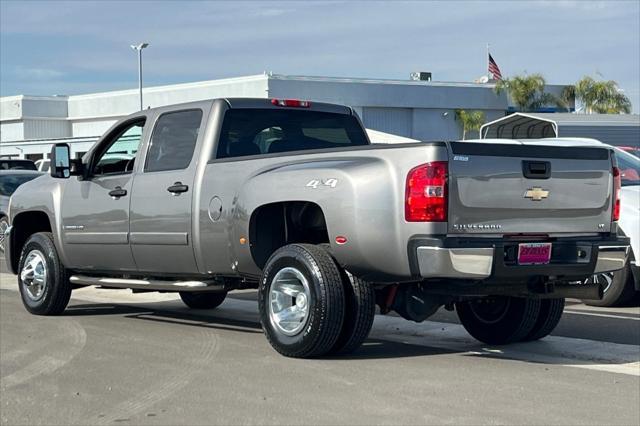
<box><xmin>179</xmin><ymin>291</ymin><xmax>227</xmax><ymax>309</ymax></box>
<box><xmin>456</xmin><ymin>296</ymin><xmax>541</xmax><ymax>345</ymax></box>
<box><xmin>522</xmin><ymin>298</ymin><xmax>565</xmax><ymax>341</ymax></box>
<box><xmin>0</xmin><ymin>215</ymin><xmax>8</xmax><ymax>253</ymax></box>
<box><xmin>259</xmin><ymin>244</ymin><xmax>345</xmax><ymax>358</ymax></box>
<box><xmin>329</xmin><ymin>272</ymin><xmax>376</xmax><ymax>355</ymax></box>
<box><xmin>18</xmin><ymin>232</ymin><xmax>71</xmax><ymax>315</ymax></box>
<box><xmin>584</xmin><ymin>264</ymin><xmax>636</xmax><ymax>307</ymax></box>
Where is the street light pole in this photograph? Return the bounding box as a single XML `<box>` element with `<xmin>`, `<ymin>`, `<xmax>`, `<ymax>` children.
<box><xmin>130</xmin><ymin>43</ymin><xmax>149</xmax><ymax>111</ymax></box>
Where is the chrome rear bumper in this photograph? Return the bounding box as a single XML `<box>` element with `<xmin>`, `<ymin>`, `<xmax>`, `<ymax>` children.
<box><xmin>593</xmin><ymin>245</ymin><xmax>629</xmax><ymax>274</ymax></box>
<box><xmin>415</xmin><ymin>241</ymin><xmax>629</xmax><ymax>280</ymax></box>
<box><xmin>416</xmin><ymin>246</ymin><xmax>493</xmax><ymax>279</ymax></box>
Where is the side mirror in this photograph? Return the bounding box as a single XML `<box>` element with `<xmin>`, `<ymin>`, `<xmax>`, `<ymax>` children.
<box><xmin>50</xmin><ymin>143</ymin><xmax>71</xmax><ymax>178</ymax></box>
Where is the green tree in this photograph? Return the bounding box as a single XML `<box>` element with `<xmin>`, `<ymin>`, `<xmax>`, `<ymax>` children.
<box><xmin>455</xmin><ymin>109</ymin><xmax>485</xmax><ymax>140</ymax></box>
<box><xmin>571</xmin><ymin>76</ymin><xmax>631</xmax><ymax>114</ymax></box>
<box><xmin>494</xmin><ymin>73</ymin><xmax>561</xmax><ymax>112</ymax></box>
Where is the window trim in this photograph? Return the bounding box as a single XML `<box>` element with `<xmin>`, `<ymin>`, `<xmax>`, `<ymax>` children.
<box><xmin>89</xmin><ymin>117</ymin><xmax>146</xmax><ymax>178</ymax></box>
<box><xmin>143</xmin><ymin>108</ymin><xmax>204</xmax><ymax>173</ymax></box>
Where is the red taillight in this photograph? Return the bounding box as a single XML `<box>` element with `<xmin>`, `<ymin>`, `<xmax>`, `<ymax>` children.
<box><xmin>271</xmin><ymin>98</ymin><xmax>310</xmax><ymax>108</ymax></box>
<box><xmin>405</xmin><ymin>161</ymin><xmax>448</xmax><ymax>222</ymax></box>
<box><xmin>612</xmin><ymin>166</ymin><xmax>621</xmax><ymax>221</ymax></box>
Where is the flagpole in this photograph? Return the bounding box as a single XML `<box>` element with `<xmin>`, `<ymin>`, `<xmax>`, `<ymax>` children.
<box><xmin>486</xmin><ymin>43</ymin><xmax>490</xmax><ymax>79</ymax></box>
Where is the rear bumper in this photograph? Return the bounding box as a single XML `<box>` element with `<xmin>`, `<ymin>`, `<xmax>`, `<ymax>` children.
<box><xmin>413</xmin><ymin>235</ymin><xmax>630</xmax><ymax>282</ymax></box>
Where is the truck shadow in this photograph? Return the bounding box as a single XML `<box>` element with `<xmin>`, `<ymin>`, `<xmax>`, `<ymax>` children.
<box><xmin>65</xmin><ymin>303</ymin><xmax>264</xmax><ymax>335</ymax></box>
<box><xmin>64</xmin><ymin>302</ymin><xmax>458</xmax><ymax>359</ymax></box>
<box><xmin>63</xmin><ymin>301</ymin><xmax>639</xmax><ymax>368</ymax></box>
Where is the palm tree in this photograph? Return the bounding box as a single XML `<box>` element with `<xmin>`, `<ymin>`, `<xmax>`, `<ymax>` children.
<box><xmin>571</xmin><ymin>76</ymin><xmax>631</xmax><ymax>114</ymax></box>
<box><xmin>561</xmin><ymin>84</ymin><xmax>576</xmax><ymax>112</ymax></box>
<box><xmin>455</xmin><ymin>109</ymin><xmax>485</xmax><ymax>140</ymax></box>
<box><xmin>494</xmin><ymin>74</ymin><xmax>561</xmax><ymax>112</ymax></box>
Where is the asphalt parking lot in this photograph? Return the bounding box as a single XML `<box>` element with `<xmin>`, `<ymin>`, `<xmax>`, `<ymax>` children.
<box><xmin>1</xmin><ymin>258</ymin><xmax>639</xmax><ymax>425</ymax></box>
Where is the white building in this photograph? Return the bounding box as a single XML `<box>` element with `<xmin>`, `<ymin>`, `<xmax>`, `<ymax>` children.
<box><xmin>0</xmin><ymin>73</ymin><xmax>568</xmax><ymax>160</ymax></box>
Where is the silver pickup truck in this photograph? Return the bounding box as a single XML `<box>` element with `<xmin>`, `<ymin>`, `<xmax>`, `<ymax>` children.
<box><xmin>4</xmin><ymin>98</ymin><xmax>630</xmax><ymax>358</ymax></box>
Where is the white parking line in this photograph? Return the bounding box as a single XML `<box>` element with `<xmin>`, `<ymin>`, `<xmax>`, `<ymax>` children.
<box><xmin>564</xmin><ymin>310</ymin><xmax>640</xmax><ymax>321</ymax></box>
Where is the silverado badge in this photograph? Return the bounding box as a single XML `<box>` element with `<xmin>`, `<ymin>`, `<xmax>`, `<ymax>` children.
<box><xmin>524</xmin><ymin>187</ymin><xmax>549</xmax><ymax>201</ymax></box>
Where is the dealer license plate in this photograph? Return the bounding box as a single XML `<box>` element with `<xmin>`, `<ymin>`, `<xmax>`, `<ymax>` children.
<box><xmin>517</xmin><ymin>243</ymin><xmax>552</xmax><ymax>265</ymax></box>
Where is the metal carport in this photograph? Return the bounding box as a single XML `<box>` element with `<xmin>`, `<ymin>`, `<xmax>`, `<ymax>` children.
<box><xmin>480</xmin><ymin>113</ymin><xmax>640</xmax><ymax>147</ymax></box>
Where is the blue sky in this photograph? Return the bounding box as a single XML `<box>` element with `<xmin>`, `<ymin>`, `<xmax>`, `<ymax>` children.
<box><xmin>1</xmin><ymin>0</ymin><xmax>639</xmax><ymax>110</ymax></box>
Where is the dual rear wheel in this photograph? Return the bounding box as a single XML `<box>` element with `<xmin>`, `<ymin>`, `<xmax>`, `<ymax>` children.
<box><xmin>258</xmin><ymin>244</ymin><xmax>376</xmax><ymax>358</ymax></box>
<box><xmin>455</xmin><ymin>296</ymin><xmax>564</xmax><ymax>344</ymax></box>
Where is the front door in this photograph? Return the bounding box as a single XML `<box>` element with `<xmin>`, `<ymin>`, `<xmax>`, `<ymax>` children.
<box><xmin>129</xmin><ymin>109</ymin><xmax>205</xmax><ymax>274</ymax></box>
<box><xmin>61</xmin><ymin>118</ymin><xmax>146</xmax><ymax>272</ymax></box>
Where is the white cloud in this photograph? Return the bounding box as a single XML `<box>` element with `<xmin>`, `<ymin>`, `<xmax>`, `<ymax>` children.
<box><xmin>16</xmin><ymin>67</ymin><xmax>65</xmax><ymax>80</ymax></box>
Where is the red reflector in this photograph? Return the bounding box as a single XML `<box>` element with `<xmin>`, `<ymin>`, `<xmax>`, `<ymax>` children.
<box><xmin>612</xmin><ymin>166</ymin><xmax>621</xmax><ymax>221</ymax></box>
<box><xmin>335</xmin><ymin>236</ymin><xmax>348</xmax><ymax>245</ymax></box>
<box><xmin>405</xmin><ymin>161</ymin><xmax>448</xmax><ymax>222</ymax></box>
<box><xmin>271</xmin><ymin>98</ymin><xmax>311</xmax><ymax>108</ymax></box>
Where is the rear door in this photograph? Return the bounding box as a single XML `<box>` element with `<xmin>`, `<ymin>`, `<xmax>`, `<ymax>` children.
<box><xmin>447</xmin><ymin>142</ymin><xmax>613</xmax><ymax>235</ymax></box>
<box><xmin>129</xmin><ymin>108</ymin><xmax>206</xmax><ymax>274</ymax></box>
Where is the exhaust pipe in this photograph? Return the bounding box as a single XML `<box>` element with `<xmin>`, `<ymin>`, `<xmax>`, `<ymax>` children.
<box><xmin>543</xmin><ymin>282</ymin><xmax>604</xmax><ymax>300</ymax></box>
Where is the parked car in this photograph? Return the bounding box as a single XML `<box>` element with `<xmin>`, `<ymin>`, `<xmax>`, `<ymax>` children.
<box><xmin>4</xmin><ymin>99</ymin><xmax>629</xmax><ymax>358</ymax></box>
<box><xmin>616</xmin><ymin>145</ymin><xmax>640</xmax><ymax>158</ymax></box>
<box><xmin>0</xmin><ymin>159</ymin><xmax>37</xmax><ymax>171</ymax></box>
<box><xmin>586</xmin><ymin>147</ymin><xmax>639</xmax><ymax>306</ymax></box>
<box><xmin>35</xmin><ymin>159</ymin><xmax>50</xmax><ymax>172</ymax></box>
<box><xmin>0</xmin><ymin>170</ymin><xmax>43</xmax><ymax>252</ymax></box>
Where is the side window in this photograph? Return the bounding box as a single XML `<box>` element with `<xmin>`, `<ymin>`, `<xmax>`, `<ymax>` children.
<box><xmin>145</xmin><ymin>110</ymin><xmax>203</xmax><ymax>173</ymax></box>
<box><xmin>93</xmin><ymin>121</ymin><xmax>145</xmax><ymax>176</ymax></box>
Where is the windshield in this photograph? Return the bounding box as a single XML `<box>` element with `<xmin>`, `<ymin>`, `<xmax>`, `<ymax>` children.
<box><xmin>615</xmin><ymin>148</ymin><xmax>640</xmax><ymax>186</ymax></box>
<box><xmin>0</xmin><ymin>174</ymin><xmax>41</xmax><ymax>196</ymax></box>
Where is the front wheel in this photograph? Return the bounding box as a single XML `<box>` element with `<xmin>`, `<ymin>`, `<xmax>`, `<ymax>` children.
<box><xmin>259</xmin><ymin>244</ymin><xmax>345</xmax><ymax>358</ymax></box>
<box><xmin>18</xmin><ymin>232</ymin><xmax>72</xmax><ymax>315</ymax></box>
<box><xmin>456</xmin><ymin>296</ymin><xmax>541</xmax><ymax>345</ymax></box>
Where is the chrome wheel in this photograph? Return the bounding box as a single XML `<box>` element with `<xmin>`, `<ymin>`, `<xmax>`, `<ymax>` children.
<box><xmin>20</xmin><ymin>249</ymin><xmax>48</xmax><ymax>301</ymax></box>
<box><xmin>0</xmin><ymin>218</ymin><xmax>8</xmax><ymax>253</ymax></box>
<box><xmin>269</xmin><ymin>267</ymin><xmax>311</xmax><ymax>336</ymax></box>
<box><xmin>586</xmin><ymin>273</ymin><xmax>614</xmax><ymax>294</ymax></box>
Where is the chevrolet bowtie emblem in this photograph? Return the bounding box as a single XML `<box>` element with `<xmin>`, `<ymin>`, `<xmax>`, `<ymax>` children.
<box><xmin>524</xmin><ymin>187</ymin><xmax>549</xmax><ymax>201</ymax></box>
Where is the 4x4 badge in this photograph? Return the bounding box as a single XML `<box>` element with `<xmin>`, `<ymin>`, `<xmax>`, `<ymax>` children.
<box><xmin>524</xmin><ymin>187</ymin><xmax>549</xmax><ymax>201</ymax></box>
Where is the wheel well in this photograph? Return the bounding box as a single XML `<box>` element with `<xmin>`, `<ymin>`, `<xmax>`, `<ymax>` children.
<box><xmin>10</xmin><ymin>211</ymin><xmax>52</xmax><ymax>271</ymax></box>
<box><xmin>249</xmin><ymin>201</ymin><xmax>329</xmax><ymax>269</ymax></box>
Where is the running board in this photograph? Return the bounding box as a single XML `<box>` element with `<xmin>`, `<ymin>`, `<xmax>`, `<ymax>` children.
<box><xmin>69</xmin><ymin>275</ymin><xmax>226</xmax><ymax>293</ymax></box>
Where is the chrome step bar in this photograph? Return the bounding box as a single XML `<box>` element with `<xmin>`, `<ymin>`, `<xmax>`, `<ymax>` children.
<box><xmin>69</xmin><ymin>275</ymin><xmax>226</xmax><ymax>293</ymax></box>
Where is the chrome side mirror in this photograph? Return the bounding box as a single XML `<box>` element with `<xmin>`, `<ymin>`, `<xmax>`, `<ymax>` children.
<box><xmin>50</xmin><ymin>143</ymin><xmax>71</xmax><ymax>178</ymax></box>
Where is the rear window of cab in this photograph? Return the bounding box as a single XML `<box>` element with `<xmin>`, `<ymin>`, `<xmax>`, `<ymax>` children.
<box><xmin>215</xmin><ymin>109</ymin><xmax>368</xmax><ymax>159</ymax></box>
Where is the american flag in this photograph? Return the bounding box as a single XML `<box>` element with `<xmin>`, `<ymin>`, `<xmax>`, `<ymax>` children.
<box><xmin>488</xmin><ymin>53</ymin><xmax>503</xmax><ymax>80</ymax></box>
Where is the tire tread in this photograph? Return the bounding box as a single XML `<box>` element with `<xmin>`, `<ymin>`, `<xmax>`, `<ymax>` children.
<box><xmin>330</xmin><ymin>273</ymin><xmax>376</xmax><ymax>354</ymax></box>
<box><xmin>523</xmin><ymin>298</ymin><xmax>564</xmax><ymax>341</ymax></box>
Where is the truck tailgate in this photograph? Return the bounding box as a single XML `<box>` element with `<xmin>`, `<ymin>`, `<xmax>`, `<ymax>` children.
<box><xmin>447</xmin><ymin>142</ymin><xmax>614</xmax><ymax>235</ymax></box>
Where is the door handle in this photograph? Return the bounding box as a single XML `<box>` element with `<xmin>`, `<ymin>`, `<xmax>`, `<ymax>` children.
<box><xmin>167</xmin><ymin>182</ymin><xmax>189</xmax><ymax>194</ymax></box>
<box><xmin>108</xmin><ymin>187</ymin><xmax>127</xmax><ymax>198</ymax></box>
